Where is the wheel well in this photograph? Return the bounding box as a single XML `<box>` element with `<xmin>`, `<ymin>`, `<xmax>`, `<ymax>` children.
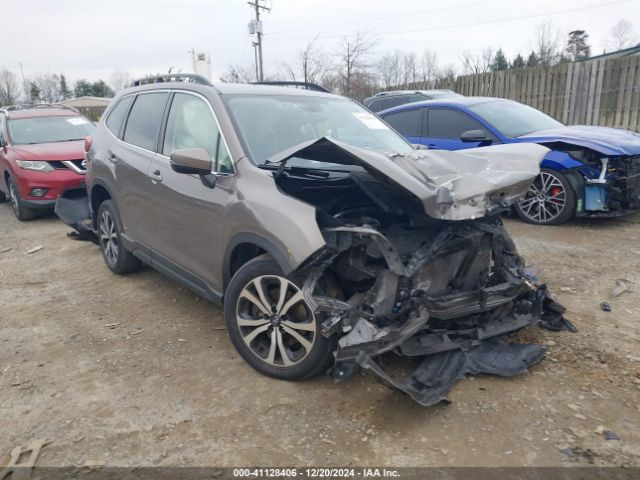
<box><xmin>90</xmin><ymin>185</ymin><xmax>111</xmax><ymax>226</ymax></box>
<box><xmin>227</xmin><ymin>243</ymin><xmax>267</xmax><ymax>286</ymax></box>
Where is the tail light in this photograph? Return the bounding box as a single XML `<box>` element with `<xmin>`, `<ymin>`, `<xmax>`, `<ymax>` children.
<box><xmin>84</xmin><ymin>135</ymin><xmax>93</xmax><ymax>153</ymax></box>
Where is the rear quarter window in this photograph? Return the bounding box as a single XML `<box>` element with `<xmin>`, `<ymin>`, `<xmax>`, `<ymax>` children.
<box><xmin>105</xmin><ymin>96</ymin><xmax>135</xmax><ymax>138</ymax></box>
<box><xmin>123</xmin><ymin>92</ymin><xmax>169</xmax><ymax>151</ymax></box>
<box><xmin>384</xmin><ymin>109</ymin><xmax>423</xmax><ymax>137</ymax></box>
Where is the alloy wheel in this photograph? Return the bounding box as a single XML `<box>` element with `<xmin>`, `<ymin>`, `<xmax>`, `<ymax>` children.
<box><xmin>236</xmin><ymin>275</ymin><xmax>316</xmax><ymax>367</ymax></box>
<box><xmin>517</xmin><ymin>171</ymin><xmax>567</xmax><ymax>224</ymax></box>
<box><xmin>8</xmin><ymin>181</ymin><xmax>20</xmax><ymax>218</ymax></box>
<box><xmin>99</xmin><ymin>210</ymin><xmax>119</xmax><ymax>266</ymax></box>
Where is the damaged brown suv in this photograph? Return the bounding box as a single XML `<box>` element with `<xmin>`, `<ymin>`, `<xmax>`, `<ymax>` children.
<box><xmin>56</xmin><ymin>75</ymin><xmax>574</xmax><ymax>405</ymax></box>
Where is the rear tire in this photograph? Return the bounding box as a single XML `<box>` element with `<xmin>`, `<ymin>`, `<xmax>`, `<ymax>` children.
<box><xmin>0</xmin><ymin>189</ymin><xmax>6</xmax><ymax>203</ymax></box>
<box><xmin>515</xmin><ymin>169</ymin><xmax>576</xmax><ymax>225</ymax></box>
<box><xmin>7</xmin><ymin>176</ymin><xmax>36</xmax><ymax>221</ymax></box>
<box><xmin>224</xmin><ymin>255</ymin><xmax>335</xmax><ymax>380</ymax></box>
<box><xmin>97</xmin><ymin>200</ymin><xmax>141</xmax><ymax>274</ymax></box>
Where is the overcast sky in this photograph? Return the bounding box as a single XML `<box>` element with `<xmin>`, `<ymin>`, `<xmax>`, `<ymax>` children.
<box><xmin>2</xmin><ymin>0</ymin><xmax>638</xmax><ymax>84</ymax></box>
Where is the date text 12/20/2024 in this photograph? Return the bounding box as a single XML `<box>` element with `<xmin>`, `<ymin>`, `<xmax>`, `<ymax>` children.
<box><xmin>233</xmin><ymin>468</ymin><xmax>401</xmax><ymax>478</ymax></box>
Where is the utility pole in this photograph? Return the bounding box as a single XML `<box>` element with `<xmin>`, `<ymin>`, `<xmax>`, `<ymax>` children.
<box><xmin>248</xmin><ymin>0</ymin><xmax>270</xmax><ymax>81</ymax></box>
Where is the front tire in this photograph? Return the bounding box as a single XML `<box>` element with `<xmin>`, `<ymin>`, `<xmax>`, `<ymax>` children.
<box><xmin>97</xmin><ymin>200</ymin><xmax>141</xmax><ymax>274</ymax></box>
<box><xmin>224</xmin><ymin>255</ymin><xmax>334</xmax><ymax>380</ymax></box>
<box><xmin>515</xmin><ymin>169</ymin><xmax>576</xmax><ymax>225</ymax></box>
<box><xmin>7</xmin><ymin>176</ymin><xmax>36</xmax><ymax>221</ymax></box>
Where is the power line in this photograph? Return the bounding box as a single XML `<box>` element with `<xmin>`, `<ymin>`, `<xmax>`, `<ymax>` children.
<box><xmin>267</xmin><ymin>0</ymin><xmax>632</xmax><ymax>41</ymax></box>
<box><xmin>267</xmin><ymin>0</ymin><xmax>497</xmax><ymax>36</ymax></box>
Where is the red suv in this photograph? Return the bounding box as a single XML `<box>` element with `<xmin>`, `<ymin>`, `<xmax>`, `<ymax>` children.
<box><xmin>0</xmin><ymin>105</ymin><xmax>95</xmax><ymax>220</ymax></box>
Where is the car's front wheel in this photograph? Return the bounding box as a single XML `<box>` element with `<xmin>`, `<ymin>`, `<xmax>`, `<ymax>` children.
<box><xmin>97</xmin><ymin>200</ymin><xmax>142</xmax><ymax>274</ymax></box>
<box><xmin>224</xmin><ymin>255</ymin><xmax>334</xmax><ymax>380</ymax></box>
<box><xmin>7</xmin><ymin>177</ymin><xmax>36</xmax><ymax>221</ymax></box>
<box><xmin>515</xmin><ymin>169</ymin><xmax>576</xmax><ymax>225</ymax></box>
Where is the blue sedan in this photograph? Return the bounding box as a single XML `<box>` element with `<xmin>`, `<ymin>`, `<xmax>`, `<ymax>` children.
<box><xmin>379</xmin><ymin>97</ymin><xmax>640</xmax><ymax>225</ymax></box>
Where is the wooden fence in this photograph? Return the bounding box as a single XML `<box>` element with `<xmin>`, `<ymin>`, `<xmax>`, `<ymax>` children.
<box><xmin>423</xmin><ymin>55</ymin><xmax>640</xmax><ymax>132</ymax></box>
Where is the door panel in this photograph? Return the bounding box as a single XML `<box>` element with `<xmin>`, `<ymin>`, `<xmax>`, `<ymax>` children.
<box><xmin>144</xmin><ymin>92</ymin><xmax>233</xmax><ymax>293</ymax></box>
<box><xmin>114</xmin><ymin>91</ymin><xmax>169</xmax><ymax>246</ymax></box>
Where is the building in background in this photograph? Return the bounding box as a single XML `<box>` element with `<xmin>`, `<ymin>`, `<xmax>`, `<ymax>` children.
<box><xmin>57</xmin><ymin>96</ymin><xmax>111</xmax><ymax>121</ymax></box>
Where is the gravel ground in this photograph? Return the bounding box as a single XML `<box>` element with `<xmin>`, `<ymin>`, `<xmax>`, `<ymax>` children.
<box><xmin>1</xmin><ymin>203</ymin><xmax>639</xmax><ymax>468</ymax></box>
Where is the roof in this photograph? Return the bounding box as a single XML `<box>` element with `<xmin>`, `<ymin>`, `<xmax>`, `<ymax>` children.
<box><xmin>373</xmin><ymin>89</ymin><xmax>457</xmax><ymax>97</ymax></box>
<box><xmin>585</xmin><ymin>44</ymin><xmax>640</xmax><ymax>61</ymax></box>
<box><xmin>378</xmin><ymin>96</ymin><xmax>503</xmax><ymax>115</ymax></box>
<box><xmin>0</xmin><ymin>106</ymin><xmax>80</xmax><ymax>119</ymax></box>
<box><xmin>120</xmin><ymin>81</ymin><xmax>340</xmax><ymax>99</ymax></box>
<box><xmin>58</xmin><ymin>96</ymin><xmax>112</xmax><ymax>108</ymax></box>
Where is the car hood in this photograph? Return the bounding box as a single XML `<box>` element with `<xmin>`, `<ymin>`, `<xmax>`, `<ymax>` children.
<box><xmin>10</xmin><ymin>140</ymin><xmax>85</xmax><ymax>161</ymax></box>
<box><xmin>517</xmin><ymin>125</ymin><xmax>640</xmax><ymax>156</ymax></box>
<box><xmin>268</xmin><ymin>137</ymin><xmax>548</xmax><ymax>221</ymax></box>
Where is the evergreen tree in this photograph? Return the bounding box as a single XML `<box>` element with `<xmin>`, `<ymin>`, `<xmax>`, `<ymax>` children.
<box><xmin>491</xmin><ymin>49</ymin><xmax>509</xmax><ymax>71</ymax></box>
<box><xmin>90</xmin><ymin>80</ymin><xmax>114</xmax><ymax>98</ymax></box>
<box><xmin>29</xmin><ymin>82</ymin><xmax>41</xmax><ymax>102</ymax></box>
<box><xmin>526</xmin><ymin>52</ymin><xmax>540</xmax><ymax>67</ymax></box>
<box><xmin>59</xmin><ymin>74</ymin><xmax>72</xmax><ymax>99</ymax></box>
<box><xmin>511</xmin><ymin>54</ymin><xmax>526</xmax><ymax>69</ymax></box>
<box><xmin>74</xmin><ymin>79</ymin><xmax>93</xmax><ymax>97</ymax></box>
<box><xmin>565</xmin><ymin>30</ymin><xmax>591</xmax><ymax>61</ymax></box>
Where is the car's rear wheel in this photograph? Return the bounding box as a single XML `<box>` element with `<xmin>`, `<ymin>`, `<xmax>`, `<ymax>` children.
<box><xmin>0</xmin><ymin>189</ymin><xmax>6</xmax><ymax>203</ymax></box>
<box><xmin>515</xmin><ymin>169</ymin><xmax>576</xmax><ymax>225</ymax></box>
<box><xmin>7</xmin><ymin>177</ymin><xmax>36</xmax><ymax>221</ymax></box>
<box><xmin>224</xmin><ymin>255</ymin><xmax>334</xmax><ymax>380</ymax></box>
<box><xmin>97</xmin><ymin>200</ymin><xmax>141</xmax><ymax>274</ymax></box>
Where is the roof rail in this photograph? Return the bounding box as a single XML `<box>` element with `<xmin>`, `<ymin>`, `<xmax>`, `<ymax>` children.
<box><xmin>130</xmin><ymin>73</ymin><xmax>213</xmax><ymax>87</ymax></box>
<box><xmin>253</xmin><ymin>81</ymin><xmax>331</xmax><ymax>93</ymax></box>
<box><xmin>0</xmin><ymin>103</ymin><xmax>79</xmax><ymax>118</ymax></box>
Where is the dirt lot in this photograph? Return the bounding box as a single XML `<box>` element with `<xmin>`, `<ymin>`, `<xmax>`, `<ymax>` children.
<box><xmin>1</xmin><ymin>203</ymin><xmax>639</xmax><ymax>469</ymax></box>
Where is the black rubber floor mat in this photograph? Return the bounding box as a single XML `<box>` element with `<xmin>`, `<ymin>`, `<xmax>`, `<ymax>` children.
<box><xmin>357</xmin><ymin>338</ymin><xmax>546</xmax><ymax>406</ymax></box>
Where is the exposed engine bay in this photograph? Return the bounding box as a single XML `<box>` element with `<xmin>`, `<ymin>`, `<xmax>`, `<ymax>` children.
<box><xmin>270</xmin><ymin>138</ymin><xmax>575</xmax><ymax>405</ymax></box>
<box><xmin>544</xmin><ymin>142</ymin><xmax>640</xmax><ymax>215</ymax></box>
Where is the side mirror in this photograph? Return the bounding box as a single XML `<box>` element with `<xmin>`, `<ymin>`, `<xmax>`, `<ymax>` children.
<box><xmin>412</xmin><ymin>143</ymin><xmax>429</xmax><ymax>150</ymax></box>
<box><xmin>460</xmin><ymin>129</ymin><xmax>491</xmax><ymax>143</ymax></box>
<box><xmin>170</xmin><ymin>148</ymin><xmax>213</xmax><ymax>175</ymax></box>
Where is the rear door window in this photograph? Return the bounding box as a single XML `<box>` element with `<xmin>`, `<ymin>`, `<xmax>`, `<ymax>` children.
<box><xmin>123</xmin><ymin>92</ymin><xmax>169</xmax><ymax>151</ymax></box>
<box><xmin>105</xmin><ymin>96</ymin><xmax>134</xmax><ymax>138</ymax></box>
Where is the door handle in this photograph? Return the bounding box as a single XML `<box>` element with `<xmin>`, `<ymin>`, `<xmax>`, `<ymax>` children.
<box><xmin>108</xmin><ymin>151</ymin><xmax>119</xmax><ymax>163</ymax></box>
<box><xmin>150</xmin><ymin>169</ymin><xmax>163</xmax><ymax>183</ymax></box>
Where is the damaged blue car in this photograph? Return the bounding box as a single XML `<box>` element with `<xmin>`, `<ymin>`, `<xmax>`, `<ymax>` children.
<box><xmin>379</xmin><ymin>97</ymin><xmax>640</xmax><ymax>225</ymax></box>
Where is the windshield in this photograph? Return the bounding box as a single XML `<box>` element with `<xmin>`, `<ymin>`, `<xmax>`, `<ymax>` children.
<box><xmin>223</xmin><ymin>94</ymin><xmax>414</xmax><ymax>167</ymax></box>
<box><xmin>468</xmin><ymin>100</ymin><xmax>563</xmax><ymax>137</ymax></box>
<box><xmin>8</xmin><ymin>115</ymin><xmax>95</xmax><ymax>145</ymax></box>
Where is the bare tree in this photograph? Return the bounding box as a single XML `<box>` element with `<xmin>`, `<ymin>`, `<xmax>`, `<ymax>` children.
<box><xmin>111</xmin><ymin>70</ymin><xmax>133</xmax><ymax>93</ymax></box>
<box><xmin>534</xmin><ymin>21</ymin><xmax>562</xmax><ymax>66</ymax></box>
<box><xmin>606</xmin><ymin>19</ymin><xmax>638</xmax><ymax>51</ymax></box>
<box><xmin>220</xmin><ymin>64</ymin><xmax>255</xmax><ymax>83</ymax></box>
<box><xmin>335</xmin><ymin>31</ymin><xmax>377</xmax><ymax>97</ymax></box>
<box><xmin>461</xmin><ymin>47</ymin><xmax>494</xmax><ymax>74</ymax></box>
<box><xmin>419</xmin><ymin>50</ymin><xmax>439</xmax><ymax>86</ymax></box>
<box><xmin>0</xmin><ymin>69</ymin><xmax>21</xmax><ymax>106</ymax></box>
<box><xmin>403</xmin><ymin>52</ymin><xmax>418</xmax><ymax>86</ymax></box>
<box><xmin>376</xmin><ymin>50</ymin><xmax>403</xmax><ymax>89</ymax></box>
<box><xmin>34</xmin><ymin>73</ymin><xmax>60</xmax><ymax>103</ymax></box>
<box><xmin>282</xmin><ymin>37</ymin><xmax>332</xmax><ymax>85</ymax></box>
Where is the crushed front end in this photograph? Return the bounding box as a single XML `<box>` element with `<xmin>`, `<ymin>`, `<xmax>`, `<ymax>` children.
<box><xmin>295</xmin><ymin>216</ymin><xmax>572</xmax><ymax>405</ymax></box>
<box><xmin>271</xmin><ymin>138</ymin><xmax>575</xmax><ymax>405</ymax></box>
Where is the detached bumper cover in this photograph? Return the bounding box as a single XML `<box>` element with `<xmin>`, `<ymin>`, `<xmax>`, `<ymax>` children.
<box><xmin>357</xmin><ymin>338</ymin><xmax>546</xmax><ymax>406</ymax></box>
